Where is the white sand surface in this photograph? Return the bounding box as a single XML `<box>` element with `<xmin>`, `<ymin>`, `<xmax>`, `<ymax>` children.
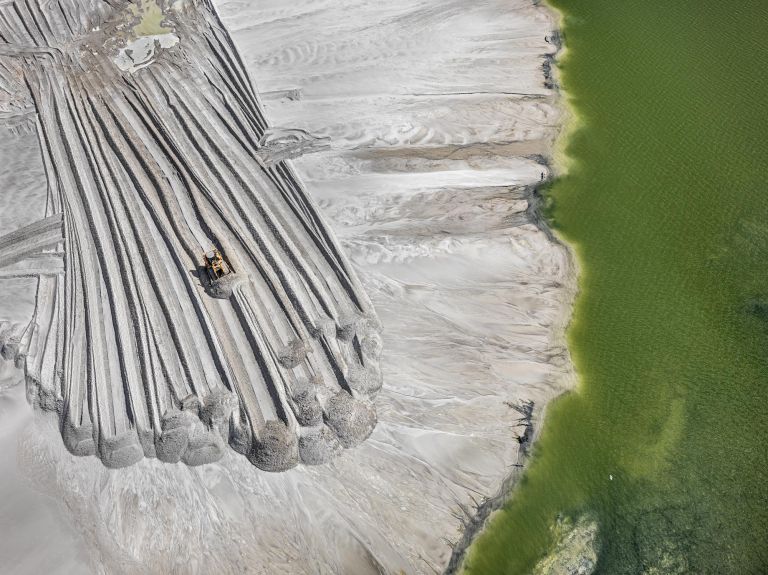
<box><xmin>0</xmin><ymin>0</ymin><xmax>573</xmax><ymax>573</ymax></box>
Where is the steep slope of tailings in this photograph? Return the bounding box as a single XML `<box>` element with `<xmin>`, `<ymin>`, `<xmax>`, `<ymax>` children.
<box><xmin>0</xmin><ymin>0</ymin><xmax>381</xmax><ymax>470</ymax></box>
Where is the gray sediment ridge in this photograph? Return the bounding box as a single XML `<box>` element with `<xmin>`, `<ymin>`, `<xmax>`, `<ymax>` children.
<box><xmin>0</xmin><ymin>0</ymin><xmax>382</xmax><ymax>471</ymax></box>
<box><xmin>443</xmin><ymin>9</ymin><xmax>571</xmax><ymax>574</ymax></box>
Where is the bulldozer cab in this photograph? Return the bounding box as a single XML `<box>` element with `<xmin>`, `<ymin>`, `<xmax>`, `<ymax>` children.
<box><xmin>203</xmin><ymin>248</ymin><xmax>230</xmax><ymax>282</ymax></box>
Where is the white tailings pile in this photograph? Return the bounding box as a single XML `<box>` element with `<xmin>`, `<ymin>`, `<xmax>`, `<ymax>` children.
<box><xmin>0</xmin><ymin>0</ymin><xmax>574</xmax><ymax>573</ymax></box>
<box><xmin>0</xmin><ymin>0</ymin><xmax>381</xmax><ymax>472</ymax></box>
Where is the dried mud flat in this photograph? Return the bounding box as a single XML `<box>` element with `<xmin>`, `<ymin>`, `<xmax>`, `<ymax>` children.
<box><xmin>0</xmin><ymin>0</ymin><xmax>573</xmax><ymax>573</ymax></box>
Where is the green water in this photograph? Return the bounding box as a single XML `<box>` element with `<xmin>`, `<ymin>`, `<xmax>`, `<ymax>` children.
<box><xmin>130</xmin><ymin>0</ymin><xmax>171</xmax><ymax>36</ymax></box>
<box><xmin>463</xmin><ymin>1</ymin><xmax>768</xmax><ymax>573</ymax></box>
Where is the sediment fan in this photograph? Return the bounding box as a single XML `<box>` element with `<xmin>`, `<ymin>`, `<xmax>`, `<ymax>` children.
<box><xmin>0</xmin><ymin>0</ymin><xmax>382</xmax><ymax>470</ymax></box>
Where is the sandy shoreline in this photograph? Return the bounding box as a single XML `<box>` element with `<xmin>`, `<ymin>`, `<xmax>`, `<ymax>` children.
<box><xmin>443</xmin><ymin>6</ymin><xmax>577</xmax><ymax>569</ymax></box>
<box><xmin>0</xmin><ymin>0</ymin><xmax>576</xmax><ymax>573</ymax></box>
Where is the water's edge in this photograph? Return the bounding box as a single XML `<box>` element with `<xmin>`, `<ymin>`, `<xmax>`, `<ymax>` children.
<box><xmin>443</xmin><ymin>3</ymin><xmax>577</xmax><ymax>572</ymax></box>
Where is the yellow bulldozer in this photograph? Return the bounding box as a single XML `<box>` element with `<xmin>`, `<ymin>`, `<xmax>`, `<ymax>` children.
<box><xmin>203</xmin><ymin>248</ymin><xmax>230</xmax><ymax>282</ymax></box>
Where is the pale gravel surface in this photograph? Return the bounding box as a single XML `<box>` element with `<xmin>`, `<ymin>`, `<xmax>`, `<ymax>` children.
<box><xmin>0</xmin><ymin>0</ymin><xmax>574</xmax><ymax>573</ymax></box>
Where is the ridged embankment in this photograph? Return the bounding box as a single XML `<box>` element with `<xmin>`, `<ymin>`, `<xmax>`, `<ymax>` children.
<box><xmin>0</xmin><ymin>0</ymin><xmax>382</xmax><ymax>470</ymax></box>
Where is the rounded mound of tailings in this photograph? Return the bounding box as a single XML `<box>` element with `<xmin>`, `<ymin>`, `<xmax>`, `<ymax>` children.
<box><xmin>361</xmin><ymin>332</ymin><xmax>383</xmax><ymax>360</ymax></box>
<box><xmin>347</xmin><ymin>363</ymin><xmax>383</xmax><ymax>397</ymax></box>
<box><xmin>278</xmin><ymin>339</ymin><xmax>308</xmax><ymax>368</ymax></box>
<box><xmin>28</xmin><ymin>372</ymin><xmax>58</xmax><ymax>412</ymax></box>
<box><xmin>324</xmin><ymin>391</ymin><xmax>377</xmax><ymax>448</ymax></box>
<box><xmin>362</xmin><ymin>313</ymin><xmax>383</xmax><ymax>335</ymax></box>
<box><xmin>182</xmin><ymin>423</ymin><xmax>226</xmax><ymax>466</ymax></box>
<box><xmin>309</xmin><ymin>318</ymin><xmax>335</xmax><ymax>339</ymax></box>
<box><xmin>292</xmin><ymin>390</ymin><xmax>323</xmax><ymax>427</ymax></box>
<box><xmin>155</xmin><ymin>409</ymin><xmax>196</xmax><ymax>463</ymax></box>
<box><xmin>248</xmin><ymin>421</ymin><xmax>299</xmax><ymax>471</ymax></box>
<box><xmin>61</xmin><ymin>420</ymin><xmax>96</xmax><ymax>457</ymax></box>
<box><xmin>336</xmin><ymin>319</ymin><xmax>358</xmax><ymax>341</ymax></box>
<box><xmin>299</xmin><ymin>426</ymin><xmax>343</xmax><ymax>465</ymax></box>
<box><xmin>100</xmin><ymin>431</ymin><xmax>144</xmax><ymax>468</ymax></box>
<box><xmin>180</xmin><ymin>393</ymin><xmax>201</xmax><ymax>412</ymax></box>
<box><xmin>204</xmin><ymin>272</ymin><xmax>244</xmax><ymax>299</ymax></box>
<box><xmin>200</xmin><ymin>389</ymin><xmax>239</xmax><ymax>429</ymax></box>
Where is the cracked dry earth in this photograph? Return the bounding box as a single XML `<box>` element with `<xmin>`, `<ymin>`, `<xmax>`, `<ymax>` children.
<box><xmin>0</xmin><ymin>0</ymin><xmax>575</xmax><ymax>573</ymax></box>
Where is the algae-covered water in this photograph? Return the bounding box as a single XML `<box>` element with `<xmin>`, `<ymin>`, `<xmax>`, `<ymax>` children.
<box><xmin>463</xmin><ymin>1</ymin><xmax>768</xmax><ymax>573</ymax></box>
<box><xmin>130</xmin><ymin>0</ymin><xmax>171</xmax><ymax>36</ymax></box>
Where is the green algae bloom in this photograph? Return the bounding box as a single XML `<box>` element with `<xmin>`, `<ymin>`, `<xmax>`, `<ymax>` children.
<box><xmin>463</xmin><ymin>1</ymin><xmax>768</xmax><ymax>573</ymax></box>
